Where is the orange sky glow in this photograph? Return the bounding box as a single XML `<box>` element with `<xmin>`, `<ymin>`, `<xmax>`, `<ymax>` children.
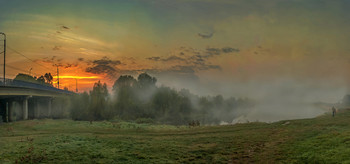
<box><xmin>0</xmin><ymin>0</ymin><xmax>350</xmax><ymax>96</ymax></box>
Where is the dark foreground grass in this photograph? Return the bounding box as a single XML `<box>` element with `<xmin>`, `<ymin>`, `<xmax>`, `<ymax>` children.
<box><xmin>1</xmin><ymin>110</ymin><xmax>350</xmax><ymax>163</ymax></box>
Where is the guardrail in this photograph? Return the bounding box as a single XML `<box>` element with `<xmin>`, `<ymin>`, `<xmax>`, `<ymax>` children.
<box><xmin>0</xmin><ymin>78</ymin><xmax>73</xmax><ymax>94</ymax></box>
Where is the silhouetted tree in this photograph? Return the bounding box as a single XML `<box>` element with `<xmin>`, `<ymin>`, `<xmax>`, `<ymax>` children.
<box><xmin>151</xmin><ymin>87</ymin><xmax>192</xmax><ymax>125</ymax></box>
<box><xmin>44</xmin><ymin>73</ymin><xmax>53</xmax><ymax>85</ymax></box>
<box><xmin>136</xmin><ymin>73</ymin><xmax>157</xmax><ymax>103</ymax></box>
<box><xmin>112</xmin><ymin>75</ymin><xmax>137</xmax><ymax>90</ymax></box>
<box><xmin>65</xmin><ymin>73</ymin><xmax>256</xmax><ymax>125</ymax></box>
<box><xmin>71</xmin><ymin>92</ymin><xmax>90</xmax><ymax>120</ymax></box>
<box><xmin>197</xmin><ymin>97</ymin><xmax>214</xmax><ymax>124</ymax></box>
<box><xmin>137</xmin><ymin>73</ymin><xmax>157</xmax><ymax>89</ymax></box>
<box><xmin>214</xmin><ymin>95</ymin><xmax>224</xmax><ymax>109</ymax></box>
<box><xmin>37</xmin><ymin>76</ymin><xmax>45</xmax><ymax>84</ymax></box>
<box><xmin>89</xmin><ymin>81</ymin><xmax>109</xmax><ymax>120</ymax></box>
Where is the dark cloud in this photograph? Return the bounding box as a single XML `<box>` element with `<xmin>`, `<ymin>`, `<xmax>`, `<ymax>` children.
<box><xmin>162</xmin><ymin>56</ymin><xmax>185</xmax><ymax>62</ymax></box>
<box><xmin>147</xmin><ymin>56</ymin><xmax>161</xmax><ymax>61</ymax></box>
<box><xmin>86</xmin><ymin>64</ymin><xmax>118</xmax><ymax>75</ymax></box>
<box><xmin>91</xmin><ymin>56</ymin><xmax>121</xmax><ymax>66</ymax></box>
<box><xmin>189</xmin><ymin>55</ymin><xmax>205</xmax><ymax>65</ymax></box>
<box><xmin>198</xmin><ymin>32</ymin><xmax>214</xmax><ymax>39</ymax></box>
<box><xmin>55</xmin><ymin>25</ymin><xmax>71</xmax><ymax>35</ymax></box>
<box><xmin>177</xmin><ymin>46</ymin><xmax>239</xmax><ymax>62</ymax></box>
<box><xmin>222</xmin><ymin>47</ymin><xmax>240</xmax><ymax>53</ymax></box>
<box><xmin>42</xmin><ymin>56</ymin><xmax>57</xmax><ymax>63</ymax></box>
<box><xmin>85</xmin><ymin>57</ymin><xmax>122</xmax><ymax>78</ymax></box>
<box><xmin>206</xmin><ymin>48</ymin><xmax>221</xmax><ymax>56</ymax></box>
<box><xmin>147</xmin><ymin>56</ymin><xmax>185</xmax><ymax>62</ymax></box>
<box><xmin>62</xmin><ymin>63</ymin><xmax>78</xmax><ymax>69</ymax></box>
<box><xmin>205</xmin><ymin>47</ymin><xmax>240</xmax><ymax>57</ymax></box>
<box><xmin>52</xmin><ymin>46</ymin><xmax>62</xmax><ymax>51</ymax></box>
<box><xmin>145</xmin><ymin>46</ymin><xmax>238</xmax><ymax>74</ymax></box>
<box><xmin>81</xmin><ymin>46</ymin><xmax>237</xmax><ymax>80</ymax></box>
<box><xmin>61</xmin><ymin>26</ymin><xmax>70</xmax><ymax>30</ymax></box>
<box><xmin>41</xmin><ymin>56</ymin><xmax>77</xmax><ymax>69</ymax></box>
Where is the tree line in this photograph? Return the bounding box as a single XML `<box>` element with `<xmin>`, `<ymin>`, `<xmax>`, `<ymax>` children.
<box><xmin>14</xmin><ymin>73</ymin><xmax>53</xmax><ymax>86</ymax></box>
<box><xmin>70</xmin><ymin>73</ymin><xmax>255</xmax><ymax>125</ymax></box>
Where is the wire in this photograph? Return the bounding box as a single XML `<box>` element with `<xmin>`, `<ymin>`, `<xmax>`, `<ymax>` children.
<box><xmin>3</xmin><ymin>64</ymin><xmax>27</xmax><ymax>73</ymax></box>
<box><xmin>5</xmin><ymin>46</ymin><xmax>63</xmax><ymax>89</ymax></box>
<box><xmin>3</xmin><ymin>73</ymin><xmax>18</xmax><ymax>77</ymax></box>
<box><xmin>7</xmin><ymin>46</ymin><xmax>56</xmax><ymax>73</ymax></box>
<box><xmin>1</xmin><ymin>64</ymin><xmax>40</xmax><ymax>77</ymax></box>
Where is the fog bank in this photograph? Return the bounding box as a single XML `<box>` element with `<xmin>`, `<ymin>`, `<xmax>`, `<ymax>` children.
<box><xmin>158</xmin><ymin>76</ymin><xmax>348</xmax><ymax>123</ymax></box>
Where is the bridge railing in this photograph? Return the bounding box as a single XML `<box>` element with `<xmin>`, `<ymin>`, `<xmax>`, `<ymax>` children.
<box><xmin>0</xmin><ymin>78</ymin><xmax>73</xmax><ymax>94</ymax></box>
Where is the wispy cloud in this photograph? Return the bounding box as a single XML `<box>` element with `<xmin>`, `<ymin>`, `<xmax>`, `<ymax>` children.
<box><xmin>52</xmin><ymin>45</ymin><xmax>62</xmax><ymax>51</ymax></box>
<box><xmin>205</xmin><ymin>47</ymin><xmax>240</xmax><ymax>57</ymax></box>
<box><xmin>147</xmin><ymin>55</ymin><xmax>186</xmax><ymax>62</ymax></box>
<box><xmin>146</xmin><ymin>46</ymin><xmax>238</xmax><ymax>73</ymax></box>
<box><xmin>61</xmin><ymin>25</ymin><xmax>70</xmax><ymax>30</ymax></box>
<box><xmin>198</xmin><ymin>32</ymin><xmax>214</xmax><ymax>39</ymax></box>
<box><xmin>40</xmin><ymin>56</ymin><xmax>78</xmax><ymax>68</ymax></box>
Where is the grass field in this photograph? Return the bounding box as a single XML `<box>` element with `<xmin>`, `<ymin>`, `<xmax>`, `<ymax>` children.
<box><xmin>1</xmin><ymin>109</ymin><xmax>350</xmax><ymax>163</ymax></box>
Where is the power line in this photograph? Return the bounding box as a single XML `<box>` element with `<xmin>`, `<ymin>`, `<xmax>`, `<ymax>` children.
<box><xmin>2</xmin><ymin>64</ymin><xmax>27</xmax><ymax>73</ymax></box>
<box><xmin>7</xmin><ymin>46</ymin><xmax>56</xmax><ymax>73</ymax></box>
<box><xmin>5</xmin><ymin>51</ymin><xmax>56</xmax><ymax>77</ymax></box>
<box><xmin>1</xmin><ymin>64</ymin><xmax>40</xmax><ymax>77</ymax></box>
<box><xmin>5</xmin><ymin>46</ymin><xmax>67</xmax><ymax>90</ymax></box>
<box><xmin>2</xmin><ymin>73</ymin><xmax>18</xmax><ymax>77</ymax></box>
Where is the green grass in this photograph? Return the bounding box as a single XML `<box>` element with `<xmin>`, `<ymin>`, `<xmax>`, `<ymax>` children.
<box><xmin>1</xmin><ymin>110</ymin><xmax>350</xmax><ymax>163</ymax></box>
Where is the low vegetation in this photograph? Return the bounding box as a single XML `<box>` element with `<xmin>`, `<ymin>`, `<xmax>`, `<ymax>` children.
<box><xmin>1</xmin><ymin>109</ymin><xmax>350</xmax><ymax>163</ymax></box>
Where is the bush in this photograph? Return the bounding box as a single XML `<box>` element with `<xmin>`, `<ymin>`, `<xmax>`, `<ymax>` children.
<box><xmin>135</xmin><ymin>118</ymin><xmax>155</xmax><ymax>124</ymax></box>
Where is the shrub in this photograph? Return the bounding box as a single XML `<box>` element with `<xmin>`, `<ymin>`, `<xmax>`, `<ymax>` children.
<box><xmin>135</xmin><ymin>118</ymin><xmax>155</xmax><ymax>124</ymax></box>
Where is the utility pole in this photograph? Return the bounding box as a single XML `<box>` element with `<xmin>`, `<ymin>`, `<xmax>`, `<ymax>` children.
<box><xmin>57</xmin><ymin>66</ymin><xmax>60</xmax><ymax>89</ymax></box>
<box><xmin>0</xmin><ymin>32</ymin><xmax>6</xmax><ymax>85</ymax></box>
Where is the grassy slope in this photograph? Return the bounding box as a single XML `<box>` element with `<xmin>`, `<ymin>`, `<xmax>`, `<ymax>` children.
<box><xmin>1</xmin><ymin>110</ymin><xmax>350</xmax><ymax>163</ymax></box>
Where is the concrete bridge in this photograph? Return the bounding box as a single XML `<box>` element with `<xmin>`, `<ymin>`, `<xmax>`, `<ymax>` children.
<box><xmin>0</xmin><ymin>79</ymin><xmax>74</xmax><ymax>122</ymax></box>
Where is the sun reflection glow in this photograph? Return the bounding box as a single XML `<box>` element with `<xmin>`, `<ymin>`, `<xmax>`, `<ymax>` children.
<box><xmin>53</xmin><ymin>75</ymin><xmax>101</xmax><ymax>79</ymax></box>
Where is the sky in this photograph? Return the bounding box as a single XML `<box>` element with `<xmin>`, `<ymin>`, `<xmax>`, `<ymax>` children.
<box><xmin>0</xmin><ymin>0</ymin><xmax>350</xmax><ymax>108</ymax></box>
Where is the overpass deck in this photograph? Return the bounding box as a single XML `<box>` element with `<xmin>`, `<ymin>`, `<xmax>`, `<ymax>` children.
<box><xmin>0</xmin><ymin>79</ymin><xmax>74</xmax><ymax>122</ymax></box>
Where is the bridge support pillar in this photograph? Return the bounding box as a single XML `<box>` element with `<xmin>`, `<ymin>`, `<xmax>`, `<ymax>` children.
<box><xmin>48</xmin><ymin>98</ymin><xmax>52</xmax><ymax>118</ymax></box>
<box><xmin>22</xmin><ymin>97</ymin><xmax>28</xmax><ymax>120</ymax></box>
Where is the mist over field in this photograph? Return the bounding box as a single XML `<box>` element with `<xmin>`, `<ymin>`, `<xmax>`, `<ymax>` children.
<box><xmin>156</xmin><ymin>74</ymin><xmax>348</xmax><ymax>123</ymax></box>
<box><xmin>2</xmin><ymin>0</ymin><xmax>350</xmax><ymax>163</ymax></box>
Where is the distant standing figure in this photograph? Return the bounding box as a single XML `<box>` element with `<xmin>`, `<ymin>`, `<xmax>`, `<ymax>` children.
<box><xmin>332</xmin><ymin>106</ymin><xmax>336</xmax><ymax>117</ymax></box>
